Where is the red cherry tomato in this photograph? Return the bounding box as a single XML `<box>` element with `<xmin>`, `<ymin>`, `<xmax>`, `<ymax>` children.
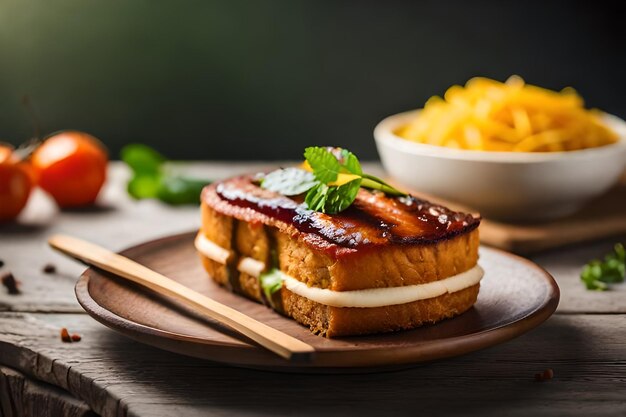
<box><xmin>31</xmin><ymin>131</ymin><xmax>108</xmax><ymax>208</ymax></box>
<box><xmin>0</xmin><ymin>145</ymin><xmax>11</xmax><ymax>163</ymax></box>
<box><xmin>0</xmin><ymin>145</ymin><xmax>34</xmax><ymax>222</ymax></box>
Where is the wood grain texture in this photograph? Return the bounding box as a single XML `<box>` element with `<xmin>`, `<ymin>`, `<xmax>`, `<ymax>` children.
<box><xmin>0</xmin><ymin>312</ymin><xmax>624</xmax><ymax>417</ymax></box>
<box><xmin>0</xmin><ymin>163</ymin><xmax>622</xmax><ymax>315</ymax></box>
<box><xmin>0</xmin><ymin>162</ymin><xmax>292</xmax><ymax>314</ymax></box>
<box><xmin>531</xmin><ymin>236</ymin><xmax>626</xmax><ymax>313</ymax></box>
<box><xmin>73</xmin><ymin>232</ymin><xmax>558</xmax><ymax>369</ymax></box>
<box><xmin>398</xmin><ymin>172</ymin><xmax>626</xmax><ymax>254</ymax></box>
<box><xmin>0</xmin><ymin>365</ymin><xmax>97</xmax><ymax>417</ymax></box>
<box><xmin>49</xmin><ymin>234</ymin><xmax>315</xmax><ymax>361</ymax></box>
<box><xmin>1</xmin><ymin>162</ymin><xmax>625</xmax><ymax>416</ymax></box>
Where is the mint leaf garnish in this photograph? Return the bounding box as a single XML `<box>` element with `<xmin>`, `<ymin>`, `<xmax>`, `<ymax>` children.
<box><xmin>304</xmin><ymin>147</ymin><xmax>342</xmax><ymax>183</ymax></box>
<box><xmin>303</xmin><ymin>183</ymin><xmax>329</xmax><ymax>212</ymax></box>
<box><xmin>324</xmin><ymin>178</ymin><xmax>362</xmax><ymax>213</ymax></box>
<box><xmin>261</xmin><ymin>146</ymin><xmax>406</xmax><ymax>214</ymax></box>
<box><xmin>260</xmin><ymin>167</ymin><xmax>317</xmax><ymax>196</ymax></box>
<box><xmin>340</xmin><ymin>148</ymin><xmax>363</xmax><ymax>175</ymax></box>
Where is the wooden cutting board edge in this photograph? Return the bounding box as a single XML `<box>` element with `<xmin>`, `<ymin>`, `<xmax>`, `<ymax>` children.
<box><xmin>388</xmin><ymin>173</ymin><xmax>626</xmax><ymax>255</ymax></box>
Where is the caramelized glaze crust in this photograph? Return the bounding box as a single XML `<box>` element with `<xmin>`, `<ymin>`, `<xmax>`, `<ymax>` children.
<box><xmin>202</xmin><ymin>175</ymin><xmax>480</xmax><ymax>260</ymax></box>
<box><xmin>198</xmin><ymin>174</ymin><xmax>482</xmax><ymax>336</ymax></box>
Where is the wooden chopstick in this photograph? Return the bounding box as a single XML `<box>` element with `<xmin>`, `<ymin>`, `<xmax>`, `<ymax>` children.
<box><xmin>48</xmin><ymin>234</ymin><xmax>315</xmax><ymax>362</ymax></box>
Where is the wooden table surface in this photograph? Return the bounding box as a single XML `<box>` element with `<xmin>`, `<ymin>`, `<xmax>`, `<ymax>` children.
<box><xmin>1</xmin><ymin>163</ymin><xmax>625</xmax><ymax>417</ymax></box>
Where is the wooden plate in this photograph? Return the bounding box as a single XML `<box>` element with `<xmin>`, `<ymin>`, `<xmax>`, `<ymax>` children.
<box><xmin>75</xmin><ymin>232</ymin><xmax>559</xmax><ymax>371</ymax></box>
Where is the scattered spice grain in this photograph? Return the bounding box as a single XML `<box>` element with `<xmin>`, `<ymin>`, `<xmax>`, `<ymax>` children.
<box><xmin>535</xmin><ymin>368</ymin><xmax>554</xmax><ymax>382</ymax></box>
<box><xmin>1</xmin><ymin>272</ymin><xmax>20</xmax><ymax>295</ymax></box>
<box><xmin>542</xmin><ymin>368</ymin><xmax>554</xmax><ymax>380</ymax></box>
<box><xmin>60</xmin><ymin>327</ymin><xmax>72</xmax><ymax>343</ymax></box>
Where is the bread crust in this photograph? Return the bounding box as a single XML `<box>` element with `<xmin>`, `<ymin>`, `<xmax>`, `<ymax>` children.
<box><xmin>200</xmin><ymin>213</ymin><xmax>481</xmax><ymax>337</ymax></box>
<box><xmin>276</xmin><ymin>228</ymin><xmax>479</xmax><ymax>291</ymax></box>
<box><xmin>202</xmin><ymin>176</ymin><xmax>480</xmax><ymax>260</ymax></box>
<box><xmin>202</xmin><ymin>201</ymin><xmax>479</xmax><ymax>290</ymax></box>
<box><xmin>198</xmin><ymin>252</ymin><xmax>480</xmax><ymax>337</ymax></box>
<box><xmin>281</xmin><ymin>284</ymin><xmax>480</xmax><ymax>337</ymax></box>
<box><xmin>198</xmin><ymin>177</ymin><xmax>481</xmax><ymax>337</ymax></box>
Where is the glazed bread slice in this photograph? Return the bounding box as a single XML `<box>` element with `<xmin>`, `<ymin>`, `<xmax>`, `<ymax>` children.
<box><xmin>197</xmin><ymin>175</ymin><xmax>481</xmax><ymax>337</ymax></box>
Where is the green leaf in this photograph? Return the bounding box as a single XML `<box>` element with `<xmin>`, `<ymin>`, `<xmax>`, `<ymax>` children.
<box><xmin>121</xmin><ymin>144</ymin><xmax>165</xmax><ymax>176</ymax></box>
<box><xmin>580</xmin><ymin>243</ymin><xmax>626</xmax><ymax>291</ymax></box>
<box><xmin>614</xmin><ymin>243</ymin><xmax>625</xmax><ymax>261</ymax></box>
<box><xmin>304</xmin><ymin>178</ymin><xmax>361</xmax><ymax>214</ymax></box>
<box><xmin>261</xmin><ymin>168</ymin><xmax>317</xmax><ymax>195</ymax></box>
<box><xmin>304</xmin><ymin>183</ymin><xmax>329</xmax><ymax>212</ymax></box>
<box><xmin>156</xmin><ymin>176</ymin><xmax>210</xmax><ymax>205</ymax></box>
<box><xmin>259</xmin><ymin>146</ymin><xmax>407</xmax><ymax>214</ymax></box>
<box><xmin>581</xmin><ymin>262</ymin><xmax>605</xmax><ymax>290</ymax></box>
<box><xmin>324</xmin><ymin>178</ymin><xmax>362</xmax><ymax>214</ymax></box>
<box><xmin>258</xmin><ymin>268</ymin><xmax>284</xmax><ymax>309</ymax></box>
<box><xmin>127</xmin><ymin>175</ymin><xmax>162</xmax><ymax>199</ymax></box>
<box><xmin>304</xmin><ymin>147</ymin><xmax>341</xmax><ymax>183</ymax></box>
<box><xmin>121</xmin><ymin>144</ymin><xmax>211</xmax><ymax>205</ymax></box>
<box><xmin>340</xmin><ymin>149</ymin><xmax>362</xmax><ymax>175</ymax></box>
<box><xmin>360</xmin><ymin>173</ymin><xmax>407</xmax><ymax>196</ymax></box>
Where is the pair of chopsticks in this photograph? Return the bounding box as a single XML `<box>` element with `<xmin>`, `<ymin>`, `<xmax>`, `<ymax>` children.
<box><xmin>48</xmin><ymin>235</ymin><xmax>315</xmax><ymax>362</ymax></box>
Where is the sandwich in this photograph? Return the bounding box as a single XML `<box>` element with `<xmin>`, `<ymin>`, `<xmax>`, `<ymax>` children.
<box><xmin>195</xmin><ymin>147</ymin><xmax>482</xmax><ymax>337</ymax></box>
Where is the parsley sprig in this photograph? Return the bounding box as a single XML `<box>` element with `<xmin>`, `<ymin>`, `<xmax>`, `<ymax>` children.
<box><xmin>580</xmin><ymin>243</ymin><xmax>625</xmax><ymax>291</ymax></box>
<box><xmin>260</xmin><ymin>146</ymin><xmax>406</xmax><ymax>214</ymax></box>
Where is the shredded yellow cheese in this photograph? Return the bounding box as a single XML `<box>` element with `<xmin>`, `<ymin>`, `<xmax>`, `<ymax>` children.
<box><xmin>396</xmin><ymin>76</ymin><xmax>618</xmax><ymax>152</ymax></box>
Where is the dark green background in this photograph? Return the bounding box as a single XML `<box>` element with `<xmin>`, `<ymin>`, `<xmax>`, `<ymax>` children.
<box><xmin>1</xmin><ymin>0</ymin><xmax>624</xmax><ymax>160</ymax></box>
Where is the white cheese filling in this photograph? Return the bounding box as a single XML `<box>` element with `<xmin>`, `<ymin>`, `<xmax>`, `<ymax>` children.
<box><xmin>195</xmin><ymin>232</ymin><xmax>483</xmax><ymax>308</ymax></box>
<box><xmin>280</xmin><ymin>266</ymin><xmax>483</xmax><ymax>308</ymax></box>
<box><xmin>194</xmin><ymin>233</ymin><xmax>231</xmax><ymax>264</ymax></box>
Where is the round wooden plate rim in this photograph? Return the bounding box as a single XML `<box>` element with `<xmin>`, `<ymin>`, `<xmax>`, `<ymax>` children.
<box><xmin>76</xmin><ymin>233</ymin><xmax>253</xmax><ymax>350</ymax></box>
<box><xmin>76</xmin><ymin>277</ymin><xmax>250</xmax><ymax>350</ymax></box>
<box><xmin>75</xmin><ymin>231</ymin><xmax>560</xmax><ymax>369</ymax></box>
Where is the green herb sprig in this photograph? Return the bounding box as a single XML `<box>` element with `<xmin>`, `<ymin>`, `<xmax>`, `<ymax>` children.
<box><xmin>580</xmin><ymin>243</ymin><xmax>625</xmax><ymax>291</ymax></box>
<box><xmin>121</xmin><ymin>144</ymin><xmax>212</xmax><ymax>205</ymax></box>
<box><xmin>258</xmin><ymin>268</ymin><xmax>284</xmax><ymax>308</ymax></box>
<box><xmin>261</xmin><ymin>147</ymin><xmax>406</xmax><ymax>214</ymax></box>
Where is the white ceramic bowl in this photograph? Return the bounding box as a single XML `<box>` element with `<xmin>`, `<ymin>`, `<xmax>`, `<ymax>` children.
<box><xmin>374</xmin><ymin>110</ymin><xmax>626</xmax><ymax>221</ymax></box>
